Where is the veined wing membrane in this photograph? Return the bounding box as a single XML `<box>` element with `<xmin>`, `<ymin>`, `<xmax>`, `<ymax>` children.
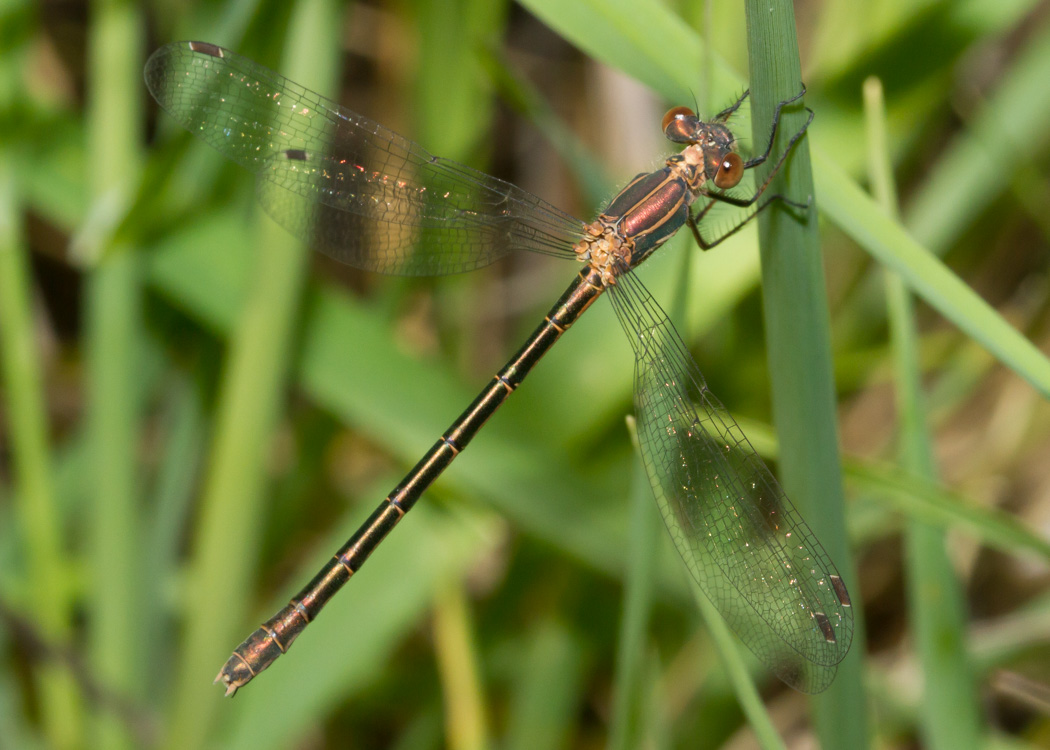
<box><xmin>608</xmin><ymin>269</ymin><xmax>853</xmax><ymax>693</ymax></box>
<box><xmin>144</xmin><ymin>41</ymin><xmax>586</xmax><ymax>275</ymax></box>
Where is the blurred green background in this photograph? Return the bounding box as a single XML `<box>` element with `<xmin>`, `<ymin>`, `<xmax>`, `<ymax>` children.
<box><xmin>3</xmin><ymin>0</ymin><xmax>1050</xmax><ymax>748</ymax></box>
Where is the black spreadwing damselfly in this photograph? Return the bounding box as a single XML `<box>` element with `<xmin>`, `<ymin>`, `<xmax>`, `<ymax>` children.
<box><xmin>144</xmin><ymin>41</ymin><xmax>853</xmax><ymax>697</ymax></box>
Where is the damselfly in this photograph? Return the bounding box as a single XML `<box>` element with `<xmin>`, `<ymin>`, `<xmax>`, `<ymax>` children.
<box><xmin>144</xmin><ymin>41</ymin><xmax>853</xmax><ymax>697</ymax></box>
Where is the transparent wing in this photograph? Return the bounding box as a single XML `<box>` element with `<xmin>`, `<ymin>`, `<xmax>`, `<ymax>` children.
<box><xmin>608</xmin><ymin>269</ymin><xmax>853</xmax><ymax>693</ymax></box>
<box><xmin>144</xmin><ymin>41</ymin><xmax>586</xmax><ymax>275</ymax></box>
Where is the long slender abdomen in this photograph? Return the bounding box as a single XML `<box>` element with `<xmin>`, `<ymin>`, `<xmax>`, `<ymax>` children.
<box><xmin>215</xmin><ymin>267</ymin><xmax>605</xmax><ymax>696</ymax></box>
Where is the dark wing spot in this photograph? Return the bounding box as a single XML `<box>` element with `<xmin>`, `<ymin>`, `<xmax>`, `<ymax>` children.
<box><xmin>814</xmin><ymin>611</ymin><xmax>836</xmax><ymax>643</ymax></box>
<box><xmin>188</xmin><ymin>41</ymin><xmax>224</xmax><ymax>58</ymax></box>
<box><xmin>830</xmin><ymin>574</ymin><xmax>851</xmax><ymax>607</ymax></box>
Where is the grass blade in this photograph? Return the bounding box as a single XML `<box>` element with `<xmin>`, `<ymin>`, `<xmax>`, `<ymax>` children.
<box><xmin>84</xmin><ymin>3</ymin><xmax>146</xmax><ymax>747</ymax></box>
<box><xmin>814</xmin><ymin>155</ymin><xmax>1050</xmax><ymax>398</ymax></box>
<box><xmin>865</xmin><ymin>76</ymin><xmax>983</xmax><ymax>750</ymax></box>
<box><xmin>905</xmin><ymin>26</ymin><xmax>1050</xmax><ymax>251</ymax></box>
<box><xmin>743</xmin><ymin>0</ymin><xmax>867</xmax><ymax>746</ymax></box>
<box><xmin>506</xmin><ymin>619</ymin><xmax>586</xmax><ymax>750</ymax></box>
<box><xmin>0</xmin><ymin>156</ymin><xmax>83</xmax><ymax>749</ymax></box>
<box><xmin>434</xmin><ymin>581</ymin><xmax>490</xmax><ymax>750</ymax></box>
<box><xmin>608</xmin><ymin>418</ymin><xmax>663</xmax><ymax>750</ymax></box>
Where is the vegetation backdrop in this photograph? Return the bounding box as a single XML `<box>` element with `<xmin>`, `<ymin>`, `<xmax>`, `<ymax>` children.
<box><xmin>2</xmin><ymin>0</ymin><xmax>1050</xmax><ymax>748</ymax></box>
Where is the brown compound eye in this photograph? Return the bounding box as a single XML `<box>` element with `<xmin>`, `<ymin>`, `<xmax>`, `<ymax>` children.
<box><xmin>661</xmin><ymin>105</ymin><xmax>694</xmax><ymax>131</ymax></box>
<box><xmin>662</xmin><ymin>106</ymin><xmax>697</xmax><ymax>143</ymax></box>
<box><xmin>713</xmin><ymin>152</ymin><xmax>743</xmax><ymax>189</ymax></box>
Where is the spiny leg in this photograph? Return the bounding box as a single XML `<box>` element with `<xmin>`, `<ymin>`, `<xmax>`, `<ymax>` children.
<box><xmin>714</xmin><ymin>88</ymin><xmax>751</xmax><ymax>122</ymax></box>
<box><xmin>687</xmin><ymin>192</ymin><xmax>809</xmax><ymax>251</ymax></box>
<box><xmin>707</xmin><ymin>104</ymin><xmax>813</xmax><ymax>214</ymax></box>
<box><xmin>742</xmin><ymin>85</ymin><xmax>809</xmax><ymax>170</ymax></box>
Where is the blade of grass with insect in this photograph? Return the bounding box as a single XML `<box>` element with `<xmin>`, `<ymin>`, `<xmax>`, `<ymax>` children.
<box><xmin>10</xmin><ymin>0</ymin><xmax>1050</xmax><ymax>746</ymax></box>
<box><xmin>520</xmin><ymin>0</ymin><xmax>853</xmax><ymax>734</ymax></box>
<box><xmin>744</xmin><ymin>1</ymin><xmax>867</xmax><ymax>747</ymax></box>
<box><xmin>522</xmin><ymin>0</ymin><xmax>1049</xmax><ymax>561</ymax></box>
<box><xmin>526</xmin><ymin>0</ymin><xmax>1050</xmax><ymax>399</ymax></box>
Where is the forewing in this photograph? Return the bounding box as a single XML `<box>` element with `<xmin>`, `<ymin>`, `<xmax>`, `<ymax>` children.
<box><xmin>144</xmin><ymin>41</ymin><xmax>586</xmax><ymax>275</ymax></box>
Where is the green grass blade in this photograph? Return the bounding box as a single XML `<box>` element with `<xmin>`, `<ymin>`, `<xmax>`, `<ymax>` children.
<box><xmin>433</xmin><ymin>581</ymin><xmax>490</xmax><ymax>750</ymax></box>
<box><xmin>520</xmin><ymin>0</ymin><xmax>734</xmax><ymax>103</ymax></box>
<box><xmin>608</xmin><ymin>418</ymin><xmax>663</xmax><ymax>750</ymax></box>
<box><xmin>905</xmin><ymin>26</ymin><xmax>1050</xmax><ymax>252</ymax></box>
<box><xmin>846</xmin><ymin>461</ymin><xmax>1050</xmax><ymax>564</ymax></box>
<box><xmin>865</xmin><ymin>76</ymin><xmax>983</xmax><ymax>750</ymax></box>
<box><xmin>160</xmin><ymin>128</ymin><xmax>305</xmax><ymax>750</ymax></box>
<box><xmin>738</xmin><ymin>416</ymin><xmax>1050</xmax><ymax>564</ymax></box>
<box><xmin>140</xmin><ymin>370</ymin><xmax>208</xmax><ymax>701</ymax></box>
<box><xmin>743</xmin><ymin>1</ymin><xmax>867</xmax><ymax>746</ymax></box>
<box><xmin>505</xmin><ymin>619</ymin><xmax>586</xmax><ymax>750</ymax></box>
<box><xmin>814</xmin><ymin>154</ymin><xmax>1050</xmax><ymax>398</ymax></box>
<box><xmin>689</xmin><ymin>593</ymin><xmax>787</xmax><ymax>750</ymax></box>
<box><xmin>83</xmin><ymin>250</ymin><xmax>145</xmax><ymax>750</ymax></box>
<box><xmin>84</xmin><ymin>3</ymin><xmax>146</xmax><ymax>748</ymax></box>
<box><xmin>414</xmin><ymin>0</ymin><xmax>509</xmax><ymax>159</ymax></box>
<box><xmin>0</xmin><ymin>156</ymin><xmax>83</xmax><ymax>749</ymax></box>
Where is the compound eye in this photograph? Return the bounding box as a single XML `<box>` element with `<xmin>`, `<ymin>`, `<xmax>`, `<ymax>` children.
<box><xmin>661</xmin><ymin>105</ymin><xmax>695</xmax><ymax>131</ymax></box>
<box><xmin>662</xmin><ymin>106</ymin><xmax>697</xmax><ymax>143</ymax></box>
<box><xmin>713</xmin><ymin>152</ymin><xmax>743</xmax><ymax>189</ymax></box>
